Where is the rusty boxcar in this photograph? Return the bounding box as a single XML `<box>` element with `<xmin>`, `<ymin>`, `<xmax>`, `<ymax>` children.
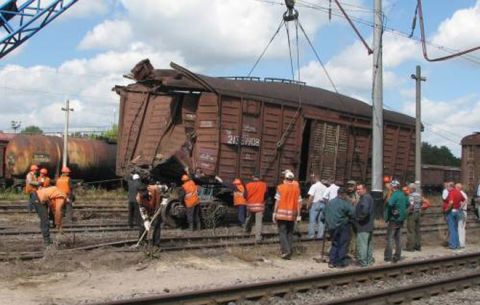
<box><xmin>114</xmin><ymin>60</ymin><xmax>416</xmax><ymax>226</ymax></box>
<box><xmin>115</xmin><ymin>60</ymin><xmax>416</xmax><ymax>185</ymax></box>
<box><xmin>421</xmin><ymin>164</ymin><xmax>461</xmax><ymax>193</ymax></box>
<box><xmin>461</xmin><ymin>132</ymin><xmax>480</xmax><ymax>195</ymax></box>
<box><xmin>0</xmin><ymin>132</ymin><xmax>15</xmax><ymax>187</ymax></box>
<box><xmin>5</xmin><ymin>134</ymin><xmax>117</xmax><ymax>183</ymax></box>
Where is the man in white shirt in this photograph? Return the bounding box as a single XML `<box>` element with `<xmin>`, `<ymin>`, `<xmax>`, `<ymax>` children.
<box><xmin>323</xmin><ymin>179</ymin><xmax>339</xmax><ymax>203</ymax></box>
<box><xmin>457</xmin><ymin>183</ymin><xmax>468</xmax><ymax>248</ymax></box>
<box><xmin>307</xmin><ymin>174</ymin><xmax>327</xmax><ymax>239</ymax></box>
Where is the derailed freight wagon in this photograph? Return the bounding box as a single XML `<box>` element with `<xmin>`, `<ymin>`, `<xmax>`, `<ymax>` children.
<box><xmin>114</xmin><ymin>60</ymin><xmax>416</xmax><ymax>226</ymax></box>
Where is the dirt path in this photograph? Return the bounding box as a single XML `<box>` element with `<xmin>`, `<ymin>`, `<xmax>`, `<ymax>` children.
<box><xmin>1</xmin><ymin>227</ymin><xmax>479</xmax><ymax>305</ymax></box>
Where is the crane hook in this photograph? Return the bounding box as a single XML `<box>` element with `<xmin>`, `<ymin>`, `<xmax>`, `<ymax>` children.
<box><xmin>283</xmin><ymin>0</ymin><xmax>298</xmax><ymax>22</ymax></box>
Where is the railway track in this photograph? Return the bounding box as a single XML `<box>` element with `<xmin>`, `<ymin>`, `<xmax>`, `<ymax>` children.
<box><xmin>87</xmin><ymin>251</ymin><xmax>480</xmax><ymax>305</ymax></box>
<box><xmin>1</xmin><ymin>222</ymin><xmax>477</xmax><ymax>261</ymax></box>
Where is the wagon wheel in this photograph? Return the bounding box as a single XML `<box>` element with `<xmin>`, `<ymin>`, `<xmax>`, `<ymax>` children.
<box><xmin>161</xmin><ymin>200</ymin><xmax>186</xmax><ymax>229</ymax></box>
<box><xmin>201</xmin><ymin>201</ymin><xmax>227</xmax><ymax>230</ymax></box>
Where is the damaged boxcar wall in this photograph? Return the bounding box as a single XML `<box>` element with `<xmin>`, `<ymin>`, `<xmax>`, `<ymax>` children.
<box><xmin>116</xmin><ymin>65</ymin><xmax>416</xmax><ymax>187</ymax></box>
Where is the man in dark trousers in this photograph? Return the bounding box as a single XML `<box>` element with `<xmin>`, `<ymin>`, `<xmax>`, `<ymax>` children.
<box><xmin>355</xmin><ymin>183</ymin><xmax>375</xmax><ymax>267</ymax></box>
<box><xmin>136</xmin><ymin>184</ymin><xmax>162</xmax><ymax>246</ymax></box>
<box><xmin>384</xmin><ymin>180</ymin><xmax>409</xmax><ymax>263</ymax></box>
<box><xmin>324</xmin><ymin>187</ymin><xmax>354</xmax><ymax>268</ymax></box>
<box><xmin>127</xmin><ymin>173</ymin><xmax>142</xmax><ymax>228</ymax></box>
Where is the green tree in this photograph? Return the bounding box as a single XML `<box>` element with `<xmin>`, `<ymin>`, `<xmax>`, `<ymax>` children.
<box><xmin>21</xmin><ymin>125</ymin><xmax>43</xmax><ymax>135</ymax></box>
<box><xmin>101</xmin><ymin>124</ymin><xmax>118</xmax><ymax>142</ymax></box>
<box><xmin>422</xmin><ymin>142</ymin><xmax>460</xmax><ymax>166</ymax></box>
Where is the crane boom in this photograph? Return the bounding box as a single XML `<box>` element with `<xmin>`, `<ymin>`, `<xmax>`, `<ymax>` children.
<box><xmin>0</xmin><ymin>0</ymin><xmax>79</xmax><ymax>59</ymax></box>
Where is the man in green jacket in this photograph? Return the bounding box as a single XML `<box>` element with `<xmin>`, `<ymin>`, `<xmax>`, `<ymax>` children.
<box><xmin>384</xmin><ymin>180</ymin><xmax>409</xmax><ymax>263</ymax></box>
<box><xmin>324</xmin><ymin>187</ymin><xmax>355</xmax><ymax>268</ymax></box>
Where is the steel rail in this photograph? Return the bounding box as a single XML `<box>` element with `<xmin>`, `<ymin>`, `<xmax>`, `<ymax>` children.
<box><xmin>88</xmin><ymin>252</ymin><xmax>480</xmax><ymax>305</ymax></box>
<box><xmin>2</xmin><ymin>224</ymin><xmax>477</xmax><ymax>261</ymax></box>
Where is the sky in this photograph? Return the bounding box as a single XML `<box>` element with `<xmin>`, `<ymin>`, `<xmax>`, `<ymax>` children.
<box><xmin>0</xmin><ymin>0</ymin><xmax>479</xmax><ymax>157</ymax></box>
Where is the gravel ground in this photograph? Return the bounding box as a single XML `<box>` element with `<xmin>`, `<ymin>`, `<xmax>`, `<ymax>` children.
<box><xmin>412</xmin><ymin>286</ymin><xmax>480</xmax><ymax>305</ymax></box>
<box><xmin>233</xmin><ymin>266</ymin><xmax>480</xmax><ymax>305</ymax></box>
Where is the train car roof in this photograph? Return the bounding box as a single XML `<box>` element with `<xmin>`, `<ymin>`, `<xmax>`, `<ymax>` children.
<box><xmin>122</xmin><ymin>60</ymin><xmax>416</xmax><ymax>127</ymax></box>
<box><xmin>0</xmin><ymin>132</ymin><xmax>15</xmax><ymax>143</ymax></box>
<box><xmin>461</xmin><ymin>133</ymin><xmax>480</xmax><ymax>145</ymax></box>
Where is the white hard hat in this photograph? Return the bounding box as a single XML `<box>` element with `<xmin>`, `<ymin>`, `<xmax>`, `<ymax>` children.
<box><xmin>285</xmin><ymin>171</ymin><xmax>294</xmax><ymax>179</ymax></box>
<box><xmin>391</xmin><ymin>180</ymin><xmax>400</xmax><ymax>187</ymax></box>
<box><xmin>132</xmin><ymin>174</ymin><xmax>140</xmax><ymax>180</ymax></box>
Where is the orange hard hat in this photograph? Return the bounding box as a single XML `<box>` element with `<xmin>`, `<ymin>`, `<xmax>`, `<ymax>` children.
<box><xmin>181</xmin><ymin>174</ymin><xmax>190</xmax><ymax>182</ymax></box>
<box><xmin>233</xmin><ymin>178</ymin><xmax>242</xmax><ymax>185</ymax></box>
<box><xmin>383</xmin><ymin>176</ymin><xmax>391</xmax><ymax>183</ymax></box>
<box><xmin>30</xmin><ymin>165</ymin><xmax>38</xmax><ymax>171</ymax></box>
<box><xmin>61</xmin><ymin>166</ymin><xmax>71</xmax><ymax>173</ymax></box>
<box><xmin>40</xmin><ymin>168</ymin><xmax>48</xmax><ymax>175</ymax></box>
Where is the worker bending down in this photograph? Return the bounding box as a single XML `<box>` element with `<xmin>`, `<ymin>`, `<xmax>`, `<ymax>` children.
<box><xmin>182</xmin><ymin>174</ymin><xmax>201</xmax><ymax>231</ymax></box>
<box><xmin>31</xmin><ymin>186</ymin><xmax>67</xmax><ymax>245</ymax></box>
<box><xmin>136</xmin><ymin>184</ymin><xmax>162</xmax><ymax>246</ymax></box>
<box><xmin>273</xmin><ymin>171</ymin><xmax>302</xmax><ymax>259</ymax></box>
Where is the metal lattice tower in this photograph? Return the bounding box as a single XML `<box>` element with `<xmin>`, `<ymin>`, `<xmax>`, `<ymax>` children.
<box><xmin>0</xmin><ymin>0</ymin><xmax>79</xmax><ymax>59</ymax></box>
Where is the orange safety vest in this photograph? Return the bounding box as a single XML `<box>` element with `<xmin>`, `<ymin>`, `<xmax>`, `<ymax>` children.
<box><xmin>138</xmin><ymin>185</ymin><xmax>160</xmax><ymax>215</ymax></box>
<box><xmin>275</xmin><ymin>181</ymin><xmax>301</xmax><ymax>221</ymax></box>
<box><xmin>38</xmin><ymin>176</ymin><xmax>51</xmax><ymax>188</ymax></box>
<box><xmin>36</xmin><ymin>186</ymin><xmax>66</xmax><ymax>229</ymax></box>
<box><xmin>246</xmin><ymin>180</ymin><xmax>267</xmax><ymax>213</ymax></box>
<box><xmin>182</xmin><ymin>180</ymin><xmax>199</xmax><ymax>208</ymax></box>
<box><xmin>25</xmin><ymin>172</ymin><xmax>38</xmax><ymax>194</ymax></box>
<box><xmin>233</xmin><ymin>184</ymin><xmax>247</xmax><ymax>206</ymax></box>
<box><xmin>56</xmin><ymin>175</ymin><xmax>71</xmax><ymax>195</ymax></box>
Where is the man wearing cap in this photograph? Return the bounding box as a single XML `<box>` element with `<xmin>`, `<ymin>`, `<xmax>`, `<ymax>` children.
<box><xmin>324</xmin><ymin>187</ymin><xmax>354</xmax><ymax>268</ymax></box>
<box><xmin>245</xmin><ymin>173</ymin><xmax>268</xmax><ymax>242</ymax></box>
<box><xmin>233</xmin><ymin>178</ymin><xmax>247</xmax><ymax>226</ymax></box>
<box><xmin>181</xmin><ymin>174</ymin><xmax>201</xmax><ymax>231</ymax></box>
<box><xmin>384</xmin><ymin>180</ymin><xmax>409</xmax><ymax>262</ymax></box>
<box><xmin>406</xmin><ymin>183</ymin><xmax>423</xmax><ymax>251</ymax></box>
<box><xmin>273</xmin><ymin>171</ymin><xmax>302</xmax><ymax>259</ymax></box>
<box><xmin>38</xmin><ymin>168</ymin><xmax>51</xmax><ymax>189</ymax></box>
<box><xmin>25</xmin><ymin>164</ymin><xmax>39</xmax><ymax>212</ymax></box>
<box><xmin>128</xmin><ymin>173</ymin><xmax>142</xmax><ymax>228</ymax></box>
<box><xmin>323</xmin><ymin>178</ymin><xmax>339</xmax><ymax>203</ymax></box>
<box><xmin>307</xmin><ymin>174</ymin><xmax>327</xmax><ymax>240</ymax></box>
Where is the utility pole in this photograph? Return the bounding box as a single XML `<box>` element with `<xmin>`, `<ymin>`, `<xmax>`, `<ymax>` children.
<box><xmin>372</xmin><ymin>0</ymin><xmax>384</xmax><ymax>218</ymax></box>
<box><xmin>61</xmin><ymin>100</ymin><xmax>74</xmax><ymax>168</ymax></box>
<box><xmin>411</xmin><ymin>65</ymin><xmax>426</xmax><ymax>192</ymax></box>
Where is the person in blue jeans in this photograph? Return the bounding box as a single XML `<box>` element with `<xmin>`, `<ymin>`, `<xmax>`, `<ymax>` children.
<box><xmin>307</xmin><ymin>174</ymin><xmax>327</xmax><ymax>239</ymax></box>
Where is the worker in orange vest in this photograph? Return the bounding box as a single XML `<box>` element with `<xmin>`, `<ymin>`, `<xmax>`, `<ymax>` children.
<box><xmin>25</xmin><ymin>164</ymin><xmax>39</xmax><ymax>212</ymax></box>
<box><xmin>233</xmin><ymin>178</ymin><xmax>247</xmax><ymax>226</ymax></box>
<box><xmin>56</xmin><ymin>166</ymin><xmax>74</xmax><ymax>223</ymax></box>
<box><xmin>273</xmin><ymin>171</ymin><xmax>302</xmax><ymax>259</ymax></box>
<box><xmin>38</xmin><ymin>168</ymin><xmax>51</xmax><ymax>188</ymax></box>
<box><xmin>182</xmin><ymin>174</ymin><xmax>201</xmax><ymax>231</ymax></box>
<box><xmin>245</xmin><ymin>172</ymin><xmax>268</xmax><ymax>242</ymax></box>
<box><xmin>31</xmin><ymin>186</ymin><xmax>67</xmax><ymax>245</ymax></box>
<box><xmin>136</xmin><ymin>184</ymin><xmax>162</xmax><ymax>246</ymax></box>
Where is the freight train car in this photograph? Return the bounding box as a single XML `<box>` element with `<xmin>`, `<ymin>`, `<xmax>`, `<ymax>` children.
<box><xmin>421</xmin><ymin>164</ymin><xmax>461</xmax><ymax>193</ymax></box>
<box><xmin>0</xmin><ymin>132</ymin><xmax>15</xmax><ymax>187</ymax></box>
<box><xmin>461</xmin><ymin>132</ymin><xmax>480</xmax><ymax>195</ymax></box>
<box><xmin>114</xmin><ymin>60</ymin><xmax>417</xmax><ymax>227</ymax></box>
<box><xmin>5</xmin><ymin>134</ymin><xmax>117</xmax><ymax>184</ymax></box>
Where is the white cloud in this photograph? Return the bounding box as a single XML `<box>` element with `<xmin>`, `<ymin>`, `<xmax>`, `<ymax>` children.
<box><xmin>62</xmin><ymin>0</ymin><xmax>114</xmax><ymax>18</ymax></box>
<box><xmin>79</xmin><ymin>20</ymin><xmax>133</xmax><ymax>50</ymax></box>
<box><xmin>300</xmin><ymin>32</ymin><xmax>420</xmax><ymax>98</ymax></box>
<box><xmin>77</xmin><ymin>0</ymin><xmax>366</xmax><ymax>66</ymax></box>
<box><xmin>0</xmin><ymin>44</ymin><xmax>186</xmax><ymax>131</ymax></box>
<box><xmin>431</xmin><ymin>1</ymin><xmax>480</xmax><ymax>56</ymax></box>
